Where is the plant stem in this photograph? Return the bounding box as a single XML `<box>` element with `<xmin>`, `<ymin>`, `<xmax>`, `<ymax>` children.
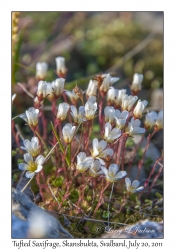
<box><xmin>107</xmin><ymin>182</ymin><xmax>114</xmax><ymax>229</ymax></box>
<box><xmin>137</xmin><ymin>130</ymin><xmax>156</xmax><ymax>179</ymax></box>
<box><xmin>93</xmin><ymin>182</ymin><xmax>109</xmax><ymax>215</ymax></box>
<box><xmin>51</xmin><ymin>122</ymin><xmax>69</xmax><ymax>166</ymax></box>
<box><xmin>116</xmin><ymin>137</ymin><xmax>123</xmax><ymax>165</ymax></box>
<box><xmin>67</xmin><ymin>143</ymin><xmax>71</xmax><ymax>166</ymax></box>
<box><xmin>148</xmin><ymin>162</ymin><xmax>163</xmax><ymax>193</ymax></box>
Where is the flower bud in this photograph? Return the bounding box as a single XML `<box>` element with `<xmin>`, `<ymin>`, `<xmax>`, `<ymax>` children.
<box><xmin>57</xmin><ymin>102</ymin><xmax>70</xmax><ymax>121</ymax></box>
<box><xmin>131</xmin><ymin>73</ymin><xmax>143</xmax><ymax>94</ymax></box>
<box><xmin>133</xmin><ymin>100</ymin><xmax>148</xmax><ymax>119</ymax></box>
<box><xmin>62</xmin><ymin>123</ymin><xmax>76</xmax><ymax>143</ymax></box>
<box><xmin>36</xmin><ymin>62</ymin><xmax>48</xmax><ymax>80</ymax></box>
<box><xmin>55</xmin><ymin>56</ymin><xmax>67</xmax><ymax>78</ymax></box>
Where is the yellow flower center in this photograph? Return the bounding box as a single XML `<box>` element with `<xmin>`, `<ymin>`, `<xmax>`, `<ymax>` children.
<box><xmin>28</xmin><ymin>161</ymin><xmax>37</xmax><ymax>172</ymax></box>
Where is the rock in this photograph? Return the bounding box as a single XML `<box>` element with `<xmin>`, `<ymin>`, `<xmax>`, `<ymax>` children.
<box><xmin>16</xmin><ymin>177</ymin><xmax>34</xmax><ymax>200</ymax></box>
<box><xmin>12</xmin><ymin>188</ymin><xmax>73</xmax><ymax>238</ymax></box>
<box><xmin>126</xmin><ymin>135</ymin><xmax>161</xmax><ymax>182</ymax></box>
<box><xmin>127</xmin><ymin>165</ymin><xmax>147</xmax><ymax>183</ymax></box>
<box><xmin>132</xmin><ymin>135</ymin><xmax>160</xmax><ymax>162</ymax></box>
<box><xmin>101</xmin><ymin>220</ymin><xmax>163</xmax><ymax>238</ymax></box>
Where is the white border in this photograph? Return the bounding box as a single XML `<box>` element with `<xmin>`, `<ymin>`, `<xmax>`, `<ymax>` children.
<box><xmin>0</xmin><ymin>1</ymin><xmax>174</xmax><ymax>249</ymax></box>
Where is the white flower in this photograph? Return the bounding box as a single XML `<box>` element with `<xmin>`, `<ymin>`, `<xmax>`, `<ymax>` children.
<box><xmin>155</xmin><ymin>110</ymin><xmax>163</xmax><ymax>129</ymax></box>
<box><xmin>104</xmin><ymin>106</ymin><xmax>115</xmax><ymax>123</ymax></box>
<box><xmin>125</xmin><ymin>178</ymin><xmax>144</xmax><ymax>193</ymax></box>
<box><xmin>144</xmin><ymin>111</ymin><xmax>157</xmax><ymax>129</ymax></box>
<box><xmin>55</xmin><ymin>56</ymin><xmax>67</xmax><ymax>76</ymax></box>
<box><xmin>76</xmin><ymin>152</ymin><xmax>94</xmax><ymax>173</ymax></box>
<box><xmin>57</xmin><ymin>102</ymin><xmax>70</xmax><ymax>121</ymax></box>
<box><xmin>114</xmin><ymin>109</ymin><xmax>129</xmax><ymax>129</ymax></box>
<box><xmin>46</xmin><ymin>78</ymin><xmax>65</xmax><ymax>100</ymax></box>
<box><xmin>115</xmin><ymin>89</ymin><xmax>126</xmax><ymax>106</ymax></box>
<box><xmin>133</xmin><ymin>100</ymin><xmax>148</xmax><ymax>119</ymax></box>
<box><xmin>107</xmin><ymin>87</ymin><xmax>118</xmax><ymax>104</ymax></box>
<box><xmin>92</xmin><ymin>138</ymin><xmax>114</xmax><ymax>163</ymax></box>
<box><xmin>18</xmin><ymin>153</ymin><xmax>45</xmax><ymax>178</ymax></box>
<box><xmin>100</xmin><ymin>73</ymin><xmax>119</xmax><ymax>93</ymax></box>
<box><xmin>66</xmin><ymin>90</ymin><xmax>79</xmax><ymax>103</ymax></box>
<box><xmin>84</xmin><ymin>98</ymin><xmax>98</xmax><ymax>120</ymax></box>
<box><xmin>52</xmin><ymin>78</ymin><xmax>65</xmax><ymax>96</ymax></box>
<box><xmin>19</xmin><ymin>107</ymin><xmax>39</xmax><ymax>127</ymax></box>
<box><xmin>20</xmin><ymin>137</ymin><xmax>40</xmax><ymax>157</ymax></box>
<box><xmin>89</xmin><ymin>160</ymin><xmax>103</xmax><ymax>177</ymax></box>
<box><xmin>86</xmin><ymin>80</ymin><xmax>97</xmax><ymax>97</ymax></box>
<box><xmin>36</xmin><ymin>62</ymin><xmax>48</xmax><ymax>80</ymax></box>
<box><xmin>70</xmin><ymin>105</ymin><xmax>85</xmax><ymax>124</ymax></box>
<box><xmin>101</xmin><ymin>164</ymin><xmax>127</xmax><ymax>183</ymax></box>
<box><xmin>131</xmin><ymin>73</ymin><xmax>143</xmax><ymax>93</ymax></box>
<box><xmin>104</xmin><ymin>122</ymin><xmax>121</xmax><ymax>143</ymax></box>
<box><xmin>62</xmin><ymin>123</ymin><xmax>76</xmax><ymax>143</ymax></box>
<box><xmin>88</xmin><ymin>96</ymin><xmax>97</xmax><ymax>103</ymax></box>
<box><xmin>122</xmin><ymin>94</ymin><xmax>138</xmax><ymax>111</ymax></box>
<box><xmin>37</xmin><ymin>81</ymin><xmax>48</xmax><ymax>99</ymax></box>
<box><xmin>125</xmin><ymin>117</ymin><xmax>145</xmax><ymax>135</ymax></box>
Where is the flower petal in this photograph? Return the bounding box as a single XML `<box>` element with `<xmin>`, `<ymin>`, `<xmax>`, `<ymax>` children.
<box><xmin>101</xmin><ymin>166</ymin><xmax>108</xmax><ymax>175</ymax></box>
<box><xmin>25</xmin><ymin>171</ymin><xmax>35</xmax><ymax>178</ymax></box>
<box><xmin>114</xmin><ymin>171</ymin><xmax>127</xmax><ymax>180</ymax></box>
<box><xmin>133</xmin><ymin>127</ymin><xmax>145</xmax><ymax>134</ymax></box>
<box><xmin>109</xmin><ymin>128</ymin><xmax>121</xmax><ymax>139</ymax></box>
<box><xmin>109</xmin><ymin>164</ymin><xmax>119</xmax><ymax>176</ymax></box>
<box><xmin>121</xmin><ymin>110</ymin><xmax>129</xmax><ymax>119</ymax></box>
<box><xmin>70</xmin><ymin>105</ymin><xmax>77</xmax><ymax>117</ymax></box>
<box><xmin>132</xmin><ymin>118</ymin><xmax>141</xmax><ymax>127</ymax></box>
<box><xmin>132</xmin><ymin>180</ymin><xmax>140</xmax><ymax>189</ymax></box>
<box><xmin>135</xmin><ymin>186</ymin><xmax>144</xmax><ymax>192</ymax></box>
<box><xmin>35</xmin><ymin>155</ymin><xmax>45</xmax><ymax>165</ymax></box>
<box><xmin>23</xmin><ymin>139</ymin><xmax>31</xmax><ymax>149</ymax></box>
<box><xmin>20</xmin><ymin>146</ymin><xmax>27</xmax><ymax>151</ymax></box>
<box><xmin>35</xmin><ymin>165</ymin><xmax>43</xmax><ymax>173</ymax></box>
<box><xmin>24</xmin><ymin>153</ymin><xmax>33</xmax><ymax>164</ymax></box>
<box><xmin>114</xmin><ymin>109</ymin><xmax>121</xmax><ymax>118</ymax></box>
<box><xmin>97</xmin><ymin>158</ymin><xmax>106</xmax><ymax>165</ymax></box>
<box><xmin>98</xmin><ymin>140</ymin><xmax>107</xmax><ymax>152</ymax></box>
<box><xmin>125</xmin><ymin>178</ymin><xmax>131</xmax><ymax>188</ymax></box>
<box><xmin>83</xmin><ymin>156</ymin><xmax>94</xmax><ymax>166</ymax></box>
<box><xmin>101</xmin><ymin>148</ymin><xmax>114</xmax><ymax>157</ymax></box>
<box><xmin>18</xmin><ymin>163</ymin><xmax>29</xmax><ymax>171</ymax></box>
<box><xmin>31</xmin><ymin>137</ymin><xmax>39</xmax><ymax>145</ymax></box>
<box><xmin>77</xmin><ymin>152</ymin><xmax>87</xmax><ymax>163</ymax></box>
<box><xmin>93</xmin><ymin>138</ymin><xmax>99</xmax><ymax>151</ymax></box>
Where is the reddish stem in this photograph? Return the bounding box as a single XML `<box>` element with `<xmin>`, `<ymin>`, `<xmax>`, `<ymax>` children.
<box><xmin>148</xmin><ymin>163</ymin><xmax>163</xmax><ymax>193</ymax></box>
<box><xmin>41</xmin><ymin>110</ymin><xmax>47</xmax><ymax>141</ymax></box>
<box><xmin>144</xmin><ymin>155</ymin><xmax>163</xmax><ymax>190</ymax></box>
<box><xmin>137</xmin><ymin>130</ymin><xmax>156</xmax><ymax>179</ymax></box>
<box><xmin>93</xmin><ymin>182</ymin><xmax>109</xmax><ymax>215</ymax></box>
<box><xmin>116</xmin><ymin>137</ymin><xmax>123</xmax><ymax>165</ymax></box>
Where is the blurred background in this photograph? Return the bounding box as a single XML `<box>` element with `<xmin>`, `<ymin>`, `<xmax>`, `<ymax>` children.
<box><xmin>12</xmin><ymin>11</ymin><xmax>163</xmax><ymax>89</ymax></box>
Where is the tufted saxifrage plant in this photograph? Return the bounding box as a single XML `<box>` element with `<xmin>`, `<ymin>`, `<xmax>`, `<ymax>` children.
<box><xmin>12</xmin><ymin>57</ymin><xmax>163</xmax><ymax>236</ymax></box>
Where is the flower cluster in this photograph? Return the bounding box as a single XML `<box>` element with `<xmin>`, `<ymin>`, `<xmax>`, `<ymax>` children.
<box><xmin>14</xmin><ymin>56</ymin><xmax>163</xmax><ymax>221</ymax></box>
